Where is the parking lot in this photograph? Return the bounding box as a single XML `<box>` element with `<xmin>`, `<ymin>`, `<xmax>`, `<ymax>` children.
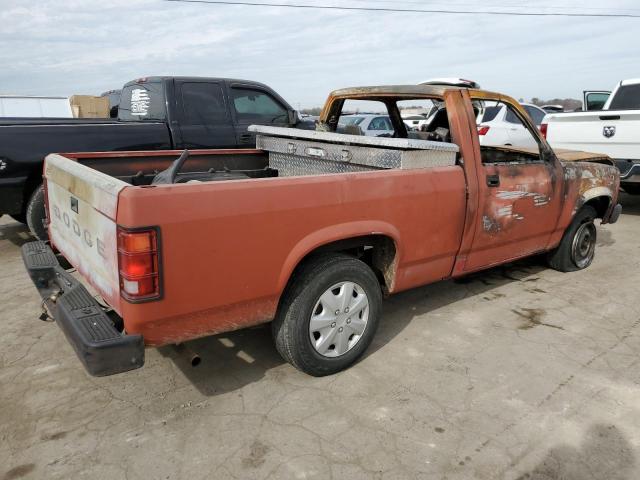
<box><xmin>0</xmin><ymin>193</ymin><xmax>638</xmax><ymax>480</ymax></box>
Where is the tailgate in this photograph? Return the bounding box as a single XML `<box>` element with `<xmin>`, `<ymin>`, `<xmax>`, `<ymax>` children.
<box><xmin>44</xmin><ymin>153</ymin><xmax>128</xmax><ymax>313</ymax></box>
<box><xmin>546</xmin><ymin>111</ymin><xmax>640</xmax><ymax>160</ymax></box>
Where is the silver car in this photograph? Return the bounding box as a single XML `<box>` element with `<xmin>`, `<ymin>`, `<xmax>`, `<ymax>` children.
<box><xmin>338</xmin><ymin>114</ymin><xmax>394</xmax><ymax>137</ymax></box>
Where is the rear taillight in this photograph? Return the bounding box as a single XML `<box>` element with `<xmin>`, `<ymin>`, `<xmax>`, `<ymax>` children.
<box><xmin>540</xmin><ymin>123</ymin><xmax>548</xmax><ymax>139</ymax></box>
<box><xmin>477</xmin><ymin>125</ymin><xmax>490</xmax><ymax>136</ymax></box>
<box><xmin>117</xmin><ymin>226</ymin><xmax>161</xmax><ymax>301</ymax></box>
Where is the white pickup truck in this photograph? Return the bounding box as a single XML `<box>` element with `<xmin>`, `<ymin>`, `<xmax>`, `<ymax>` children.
<box><xmin>542</xmin><ymin>79</ymin><xmax>640</xmax><ymax>194</ymax></box>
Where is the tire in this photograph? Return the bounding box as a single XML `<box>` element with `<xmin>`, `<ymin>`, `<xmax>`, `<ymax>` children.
<box><xmin>26</xmin><ymin>184</ymin><xmax>48</xmax><ymax>241</ymax></box>
<box><xmin>9</xmin><ymin>213</ymin><xmax>27</xmax><ymax>224</ymax></box>
<box><xmin>547</xmin><ymin>206</ymin><xmax>597</xmax><ymax>272</ymax></box>
<box><xmin>272</xmin><ymin>254</ymin><xmax>382</xmax><ymax>377</ymax></box>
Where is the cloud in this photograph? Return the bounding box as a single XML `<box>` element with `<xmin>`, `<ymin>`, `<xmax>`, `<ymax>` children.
<box><xmin>0</xmin><ymin>0</ymin><xmax>637</xmax><ymax>107</ymax></box>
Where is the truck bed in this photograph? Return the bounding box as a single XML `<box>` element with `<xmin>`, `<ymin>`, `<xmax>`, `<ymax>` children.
<box><xmin>68</xmin><ymin>149</ymin><xmax>272</xmax><ymax>184</ymax></box>
<box><xmin>45</xmin><ymin>144</ymin><xmax>467</xmax><ymax>345</ymax></box>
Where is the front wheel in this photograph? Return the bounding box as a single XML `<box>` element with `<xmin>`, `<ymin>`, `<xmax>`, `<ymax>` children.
<box><xmin>547</xmin><ymin>206</ymin><xmax>597</xmax><ymax>272</ymax></box>
<box><xmin>272</xmin><ymin>254</ymin><xmax>382</xmax><ymax>376</ymax></box>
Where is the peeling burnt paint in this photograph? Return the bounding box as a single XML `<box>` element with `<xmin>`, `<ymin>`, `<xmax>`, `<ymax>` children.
<box><xmin>496</xmin><ymin>190</ymin><xmax>549</xmax><ymax>207</ymax></box>
<box><xmin>562</xmin><ymin>160</ymin><xmax>618</xmax><ymax>212</ymax></box>
<box><xmin>481</xmin><ymin>168</ymin><xmax>554</xmax><ymax>236</ymax></box>
<box><xmin>477</xmin><ymin>156</ymin><xmax>618</xmax><ymax>247</ymax></box>
<box><xmin>45</xmin><ymin>154</ymin><xmax>127</xmax><ymax>314</ymax></box>
<box><xmin>482</xmin><ymin>215</ymin><xmax>501</xmax><ymax>233</ymax></box>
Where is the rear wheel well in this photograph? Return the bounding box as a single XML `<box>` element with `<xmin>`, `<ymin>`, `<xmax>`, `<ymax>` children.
<box><xmin>287</xmin><ymin>235</ymin><xmax>398</xmax><ymax>295</ymax></box>
<box><xmin>583</xmin><ymin>196</ymin><xmax>611</xmax><ymax>219</ymax></box>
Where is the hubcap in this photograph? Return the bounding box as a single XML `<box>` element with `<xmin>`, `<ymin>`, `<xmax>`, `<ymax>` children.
<box><xmin>571</xmin><ymin>221</ymin><xmax>596</xmax><ymax>269</ymax></box>
<box><xmin>309</xmin><ymin>281</ymin><xmax>370</xmax><ymax>358</ymax></box>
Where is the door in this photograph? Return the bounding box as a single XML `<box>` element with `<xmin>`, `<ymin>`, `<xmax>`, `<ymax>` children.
<box><xmin>583</xmin><ymin>91</ymin><xmax>611</xmax><ymax>111</ymax></box>
<box><xmin>175</xmin><ymin>80</ymin><xmax>237</xmax><ymax>149</ymax></box>
<box><xmin>228</xmin><ymin>85</ymin><xmax>291</xmax><ymax>146</ymax></box>
<box><xmin>464</xmin><ymin>104</ymin><xmax>563</xmax><ymax>272</ymax></box>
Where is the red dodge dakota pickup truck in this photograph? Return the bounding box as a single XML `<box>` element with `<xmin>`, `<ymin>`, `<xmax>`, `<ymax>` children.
<box><xmin>22</xmin><ymin>84</ymin><xmax>621</xmax><ymax>377</ymax></box>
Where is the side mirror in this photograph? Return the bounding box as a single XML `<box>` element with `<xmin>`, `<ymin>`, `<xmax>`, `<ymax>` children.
<box><xmin>288</xmin><ymin>110</ymin><xmax>299</xmax><ymax>125</ymax></box>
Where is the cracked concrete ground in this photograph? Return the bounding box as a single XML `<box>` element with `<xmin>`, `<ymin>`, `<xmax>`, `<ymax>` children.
<box><xmin>1</xmin><ymin>194</ymin><xmax>639</xmax><ymax>480</ymax></box>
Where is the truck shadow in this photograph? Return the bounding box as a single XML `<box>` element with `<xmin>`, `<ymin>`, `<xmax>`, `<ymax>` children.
<box><xmin>158</xmin><ymin>325</ymin><xmax>282</xmax><ymax>396</ymax></box>
<box><xmin>0</xmin><ymin>219</ymin><xmax>33</xmax><ymax>247</ymax></box>
<box><xmin>366</xmin><ymin>256</ymin><xmax>547</xmax><ymax>360</ymax></box>
<box><xmin>514</xmin><ymin>423</ymin><xmax>635</xmax><ymax>480</ymax></box>
<box><xmin>163</xmin><ymin>256</ymin><xmax>547</xmax><ymax>397</ymax></box>
<box><xmin>619</xmin><ymin>192</ymin><xmax>640</xmax><ymax>216</ymax></box>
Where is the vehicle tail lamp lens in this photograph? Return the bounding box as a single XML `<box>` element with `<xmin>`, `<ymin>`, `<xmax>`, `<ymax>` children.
<box><xmin>540</xmin><ymin>123</ymin><xmax>548</xmax><ymax>139</ymax></box>
<box><xmin>117</xmin><ymin>227</ymin><xmax>161</xmax><ymax>301</ymax></box>
<box><xmin>477</xmin><ymin>125</ymin><xmax>490</xmax><ymax>136</ymax></box>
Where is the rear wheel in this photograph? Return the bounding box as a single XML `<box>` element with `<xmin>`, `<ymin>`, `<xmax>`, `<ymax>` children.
<box><xmin>26</xmin><ymin>184</ymin><xmax>48</xmax><ymax>241</ymax></box>
<box><xmin>273</xmin><ymin>254</ymin><xmax>382</xmax><ymax>376</ymax></box>
<box><xmin>547</xmin><ymin>206</ymin><xmax>597</xmax><ymax>272</ymax></box>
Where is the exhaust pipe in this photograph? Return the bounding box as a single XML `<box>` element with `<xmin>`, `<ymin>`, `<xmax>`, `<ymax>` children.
<box><xmin>174</xmin><ymin>343</ymin><xmax>201</xmax><ymax>367</ymax></box>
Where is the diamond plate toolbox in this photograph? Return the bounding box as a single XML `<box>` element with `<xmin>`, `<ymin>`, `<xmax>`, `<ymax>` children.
<box><xmin>249</xmin><ymin>125</ymin><xmax>459</xmax><ymax>177</ymax></box>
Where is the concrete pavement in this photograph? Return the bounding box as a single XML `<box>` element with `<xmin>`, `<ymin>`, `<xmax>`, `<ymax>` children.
<box><xmin>1</xmin><ymin>194</ymin><xmax>639</xmax><ymax>480</ymax></box>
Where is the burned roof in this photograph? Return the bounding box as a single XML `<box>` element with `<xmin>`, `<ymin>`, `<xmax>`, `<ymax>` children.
<box><xmin>329</xmin><ymin>84</ymin><xmax>466</xmax><ymax>99</ymax></box>
<box><xmin>327</xmin><ymin>84</ymin><xmax>507</xmax><ymax>102</ymax></box>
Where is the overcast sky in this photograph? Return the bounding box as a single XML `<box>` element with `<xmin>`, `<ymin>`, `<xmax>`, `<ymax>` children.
<box><xmin>0</xmin><ymin>0</ymin><xmax>638</xmax><ymax>108</ymax></box>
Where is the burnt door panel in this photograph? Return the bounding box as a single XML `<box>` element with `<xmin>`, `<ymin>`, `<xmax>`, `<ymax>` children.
<box><xmin>464</xmin><ymin>158</ymin><xmax>562</xmax><ymax>271</ymax></box>
<box><xmin>464</xmin><ymin>102</ymin><xmax>564</xmax><ymax>272</ymax></box>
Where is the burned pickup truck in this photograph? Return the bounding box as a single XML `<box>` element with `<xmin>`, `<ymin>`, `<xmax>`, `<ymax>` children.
<box><xmin>22</xmin><ymin>84</ymin><xmax>621</xmax><ymax>377</ymax></box>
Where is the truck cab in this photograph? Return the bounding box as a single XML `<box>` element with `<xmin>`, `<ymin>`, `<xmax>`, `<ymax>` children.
<box><xmin>118</xmin><ymin>77</ymin><xmax>300</xmax><ymax>149</ymax></box>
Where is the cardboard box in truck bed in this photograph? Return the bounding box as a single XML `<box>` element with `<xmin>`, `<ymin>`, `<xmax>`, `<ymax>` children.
<box><xmin>69</xmin><ymin>95</ymin><xmax>110</xmax><ymax>118</ymax></box>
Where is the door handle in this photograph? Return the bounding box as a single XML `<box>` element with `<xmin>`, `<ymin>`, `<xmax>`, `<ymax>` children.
<box><xmin>486</xmin><ymin>174</ymin><xmax>500</xmax><ymax>187</ymax></box>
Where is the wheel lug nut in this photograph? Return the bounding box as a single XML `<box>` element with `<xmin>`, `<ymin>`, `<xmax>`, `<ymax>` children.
<box><xmin>338</xmin><ymin>327</ymin><xmax>344</xmax><ymax>332</ymax></box>
<box><xmin>335</xmin><ymin>310</ymin><xmax>340</xmax><ymax>315</ymax></box>
<box><xmin>331</xmin><ymin>322</ymin><xmax>336</xmax><ymax>328</ymax></box>
<box><xmin>346</xmin><ymin>318</ymin><xmax>351</xmax><ymax>324</ymax></box>
<box><xmin>345</xmin><ymin>307</ymin><xmax>349</xmax><ymax>313</ymax></box>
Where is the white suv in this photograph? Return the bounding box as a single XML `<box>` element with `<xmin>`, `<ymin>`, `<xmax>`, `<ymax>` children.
<box><xmin>476</xmin><ymin>103</ymin><xmax>546</xmax><ymax>148</ymax></box>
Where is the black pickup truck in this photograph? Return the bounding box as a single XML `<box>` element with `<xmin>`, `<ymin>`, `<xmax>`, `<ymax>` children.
<box><xmin>0</xmin><ymin>76</ymin><xmax>304</xmax><ymax>238</ymax></box>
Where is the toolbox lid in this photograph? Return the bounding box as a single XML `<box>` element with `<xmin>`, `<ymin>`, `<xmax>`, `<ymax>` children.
<box><xmin>248</xmin><ymin>125</ymin><xmax>459</xmax><ymax>153</ymax></box>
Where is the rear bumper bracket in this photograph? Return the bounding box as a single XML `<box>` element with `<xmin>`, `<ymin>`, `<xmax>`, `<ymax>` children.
<box><xmin>22</xmin><ymin>241</ymin><xmax>144</xmax><ymax>376</ymax></box>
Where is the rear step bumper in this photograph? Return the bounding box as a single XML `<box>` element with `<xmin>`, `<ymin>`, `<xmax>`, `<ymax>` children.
<box><xmin>21</xmin><ymin>241</ymin><xmax>144</xmax><ymax>376</ymax></box>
